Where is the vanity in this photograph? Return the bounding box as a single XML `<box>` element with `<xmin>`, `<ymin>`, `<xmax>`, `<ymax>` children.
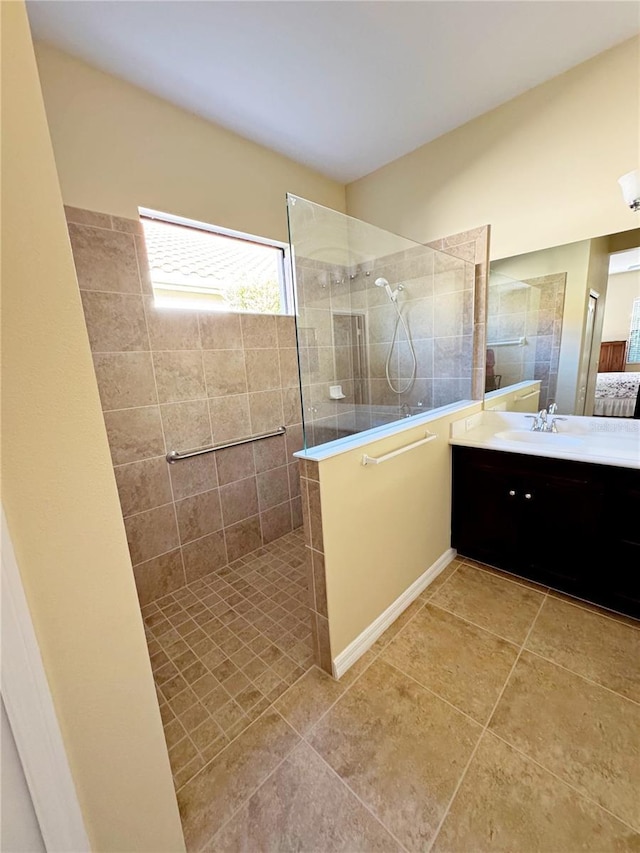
<box><xmin>449</xmin><ymin>411</ymin><xmax>640</xmax><ymax>619</ymax></box>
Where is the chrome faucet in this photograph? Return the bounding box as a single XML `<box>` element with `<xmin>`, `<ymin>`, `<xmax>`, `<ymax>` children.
<box><xmin>549</xmin><ymin>416</ymin><xmax>568</xmax><ymax>433</ymax></box>
<box><xmin>525</xmin><ymin>408</ymin><xmax>548</xmax><ymax>431</ymax></box>
<box><xmin>525</xmin><ymin>407</ymin><xmax>567</xmax><ymax>432</ymax></box>
<box><xmin>525</xmin><ymin>411</ymin><xmax>542</xmax><ymax>430</ymax></box>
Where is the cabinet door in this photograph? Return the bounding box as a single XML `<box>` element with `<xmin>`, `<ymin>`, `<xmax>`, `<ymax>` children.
<box><xmin>451</xmin><ymin>447</ymin><xmax>521</xmax><ymax>569</ymax></box>
<box><xmin>604</xmin><ymin>469</ymin><xmax>640</xmax><ymax>618</ymax></box>
<box><xmin>519</xmin><ymin>467</ymin><xmax>605</xmax><ymax>593</ymax></box>
<box><xmin>452</xmin><ymin>447</ymin><xmax>607</xmax><ymax>593</ymax></box>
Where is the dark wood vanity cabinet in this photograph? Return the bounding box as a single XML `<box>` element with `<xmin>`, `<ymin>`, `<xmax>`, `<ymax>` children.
<box><xmin>604</xmin><ymin>466</ymin><xmax>640</xmax><ymax>615</ymax></box>
<box><xmin>451</xmin><ymin>446</ymin><xmax>640</xmax><ymax>619</ymax></box>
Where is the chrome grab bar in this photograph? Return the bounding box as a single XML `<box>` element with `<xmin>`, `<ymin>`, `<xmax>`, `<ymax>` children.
<box><xmin>166</xmin><ymin>426</ymin><xmax>286</xmax><ymax>463</ymax></box>
<box><xmin>361</xmin><ymin>431</ymin><xmax>437</xmax><ymax>466</ymax></box>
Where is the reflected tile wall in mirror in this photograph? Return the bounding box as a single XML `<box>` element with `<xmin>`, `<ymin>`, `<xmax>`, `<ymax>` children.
<box><xmin>486</xmin><ymin>271</ymin><xmax>566</xmax><ymax>410</ymax></box>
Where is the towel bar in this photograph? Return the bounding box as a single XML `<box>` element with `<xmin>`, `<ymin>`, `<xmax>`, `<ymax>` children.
<box><xmin>361</xmin><ymin>431</ymin><xmax>437</xmax><ymax>466</ymax></box>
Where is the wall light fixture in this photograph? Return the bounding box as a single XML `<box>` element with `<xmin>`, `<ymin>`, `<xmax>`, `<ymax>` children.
<box><xmin>618</xmin><ymin>169</ymin><xmax>640</xmax><ymax>211</ymax></box>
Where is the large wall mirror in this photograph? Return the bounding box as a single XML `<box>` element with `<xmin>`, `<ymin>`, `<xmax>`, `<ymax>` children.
<box><xmin>485</xmin><ymin>227</ymin><xmax>640</xmax><ymax>418</ymax></box>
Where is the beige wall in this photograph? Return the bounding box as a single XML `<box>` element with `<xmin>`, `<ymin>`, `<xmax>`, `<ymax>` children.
<box><xmin>602</xmin><ymin>270</ymin><xmax>640</xmax><ymax>342</ymax></box>
<box><xmin>347</xmin><ymin>36</ymin><xmax>639</xmax><ymax>261</ymax></box>
<box><xmin>1</xmin><ymin>4</ymin><xmax>185</xmax><ymax>849</ymax></box>
<box><xmin>33</xmin><ymin>41</ymin><xmax>346</xmax><ymax>243</ymax></box>
<box><xmin>314</xmin><ymin>404</ymin><xmax>482</xmax><ymax>658</ymax></box>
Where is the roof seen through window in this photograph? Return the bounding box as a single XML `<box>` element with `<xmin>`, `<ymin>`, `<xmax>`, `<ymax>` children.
<box><xmin>141</xmin><ymin>216</ymin><xmax>288</xmax><ymax>314</ymax></box>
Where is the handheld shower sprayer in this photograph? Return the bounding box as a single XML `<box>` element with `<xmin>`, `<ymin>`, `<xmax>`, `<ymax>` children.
<box><xmin>374</xmin><ymin>277</ymin><xmax>399</xmax><ymax>303</ymax></box>
<box><xmin>373</xmin><ymin>276</ymin><xmax>417</xmax><ymax>394</ymax></box>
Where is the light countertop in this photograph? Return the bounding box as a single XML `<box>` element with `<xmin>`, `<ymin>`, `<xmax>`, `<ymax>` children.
<box><xmin>449</xmin><ymin>411</ymin><xmax>640</xmax><ymax>470</ymax></box>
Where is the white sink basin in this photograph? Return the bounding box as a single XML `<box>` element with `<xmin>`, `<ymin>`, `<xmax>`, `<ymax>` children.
<box><xmin>495</xmin><ymin>429</ymin><xmax>585</xmax><ymax>448</ymax></box>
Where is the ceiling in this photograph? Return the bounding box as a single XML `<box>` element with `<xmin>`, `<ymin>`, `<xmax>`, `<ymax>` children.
<box><xmin>26</xmin><ymin>1</ymin><xmax>640</xmax><ymax>184</ymax></box>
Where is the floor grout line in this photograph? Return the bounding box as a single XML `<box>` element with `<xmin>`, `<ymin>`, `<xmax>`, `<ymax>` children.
<box><xmin>520</xmin><ymin>648</ymin><xmax>640</xmax><ymax>708</ymax></box>
<box><xmin>353</xmin><ymin>560</ymin><xmax>462</xmax><ymax>661</ymax></box>
<box><xmin>426</xmin><ymin>590</ymin><xmax>549</xmax><ymax>852</ymax></box>
<box><xmin>381</xmin><ymin>659</ymin><xmax>487</xmax><ymax>730</ymax></box>
<box><xmin>173</xmin><ymin>659</ymin><xmax>313</xmax><ymax>797</ymax></box>
<box><xmin>458</xmin><ymin>556</ymin><xmax>640</xmax><ymax>632</ymax></box>
<box><xmin>296</xmin><ymin>652</ymin><xmax>387</xmax><ymax>743</ymax></box>
<box><xmin>488</xmin><ymin>725</ymin><xmax>640</xmax><ymax>836</ymax></box>
<box><xmin>424</xmin><ymin>599</ymin><xmax>530</xmax><ymax>648</ymax></box>
<box><xmin>457</xmin><ymin>556</ymin><xmax>551</xmax><ymax>594</ymax></box>
<box><xmin>545</xmin><ymin>589</ymin><xmax>640</xmax><ymax>632</ymax></box>
<box><xmin>303</xmin><ymin>739</ymin><xmax>412</xmax><ymax>853</ymax></box>
<box><xmin>195</xmin><ymin>708</ymin><xmax>302</xmax><ymax>852</ymax></box>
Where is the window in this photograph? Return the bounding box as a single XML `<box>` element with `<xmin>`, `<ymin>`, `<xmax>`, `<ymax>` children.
<box><xmin>628</xmin><ymin>296</ymin><xmax>640</xmax><ymax>363</ymax></box>
<box><xmin>139</xmin><ymin>208</ymin><xmax>292</xmax><ymax>314</ymax></box>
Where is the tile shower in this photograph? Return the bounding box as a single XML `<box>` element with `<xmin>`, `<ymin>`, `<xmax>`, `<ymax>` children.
<box><xmin>66</xmin><ymin>205</ymin><xmax>304</xmax><ymax>606</ymax></box>
<box><xmin>66</xmin><ymin>204</ymin><xmax>314</xmax><ymax>789</ymax></box>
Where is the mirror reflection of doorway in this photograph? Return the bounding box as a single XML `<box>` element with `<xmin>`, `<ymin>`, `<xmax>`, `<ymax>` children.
<box><xmin>577</xmin><ymin>291</ymin><xmax>598</xmax><ymax>415</ymax></box>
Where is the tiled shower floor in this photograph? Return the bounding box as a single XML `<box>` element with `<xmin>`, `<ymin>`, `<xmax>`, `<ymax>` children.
<box><xmin>141</xmin><ymin>527</ymin><xmax>313</xmax><ymax>790</ymax></box>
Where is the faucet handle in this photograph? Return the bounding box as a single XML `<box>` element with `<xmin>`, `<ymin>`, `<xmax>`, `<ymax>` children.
<box><xmin>550</xmin><ymin>416</ymin><xmax>567</xmax><ymax>433</ymax></box>
<box><xmin>524</xmin><ymin>414</ymin><xmax>539</xmax><ymax>431</ymax></box>
<box><xmin>548</xmin><ymin>402</ymin><xmax>558</xmax><ymax>415</ymax></box>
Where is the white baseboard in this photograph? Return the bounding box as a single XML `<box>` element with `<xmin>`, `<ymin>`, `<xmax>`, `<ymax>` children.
<box><xmin>332</xmin><ymin>548</ymin><xmax>457</xmax><ymax>679</ymax></box>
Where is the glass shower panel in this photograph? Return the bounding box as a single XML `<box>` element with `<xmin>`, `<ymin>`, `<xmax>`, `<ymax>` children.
<box><xmin>286</xmin><ymin>194</ymin><xmax>475</xmax><ymax>450</ymax></box>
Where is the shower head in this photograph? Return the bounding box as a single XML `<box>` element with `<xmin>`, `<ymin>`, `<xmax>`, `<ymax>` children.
<box><xmin>374</xmin><ymin>276</ymin><xmax>400</xmax><ymax>302</ymax></box>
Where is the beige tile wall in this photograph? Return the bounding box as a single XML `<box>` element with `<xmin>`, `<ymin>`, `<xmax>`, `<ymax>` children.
<box><xmin>426</xmin><ymin>224</ymin><xmax>491</xmax><ymax>402</ymax></box>
<box><xmin>298</xmin><ymin>459</ymin><xmax>331</xmax><ymax>673</ymax></box>
<box><xmin>294</xmin><ymin>258</ymin><xmax>358</xmax><ymax>446</ymax></box>
<box><xmin>350</xmin><ymin>243</ymin><xmax>475</xmax><ymax>412</ymax></box>
<box><xmin>65</xmin><ymin>206</ymin><xmax>304</xmax><ymax>606</ymax></box>
<box><xmin>294</xmin><ymin>237</ymin><xmax>479</xmax><ymax>448</ymax></box>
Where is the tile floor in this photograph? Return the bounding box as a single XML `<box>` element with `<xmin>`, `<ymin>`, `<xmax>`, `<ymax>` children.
<box><xmin>150</xmin><ymin>545</ymin><xmax>640</xmax><ymax>852</ymax></box>
<box><xmin>141</xmin><ymin>528</ymin><xmax>313</xmax><ymax>790</ymax></box>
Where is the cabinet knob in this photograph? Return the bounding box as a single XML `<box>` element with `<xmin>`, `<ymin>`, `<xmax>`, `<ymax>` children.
<box><xmin>508</xmin><ymin>490</ymin><xmax>516</xmax><ymax>496</ymax></box>
<box><xmin>524</xmin><ymin>493</ymin><xmax>532</xmax><ymax>500</ymax></box>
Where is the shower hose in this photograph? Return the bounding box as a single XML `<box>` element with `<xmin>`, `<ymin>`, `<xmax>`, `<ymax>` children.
<box><xmin>385</xmin><ymin>299</ymin><xmax>417</xmax><ymax>395</ymax></box>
